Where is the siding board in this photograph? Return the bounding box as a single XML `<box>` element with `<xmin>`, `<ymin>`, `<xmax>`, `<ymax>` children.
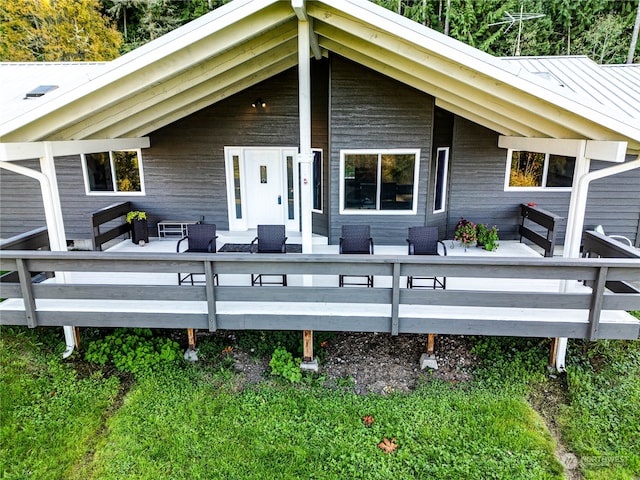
<box><xmin>329</xmin><ymin>55</ymin><xmax>433</xmax><ymax>245</ymax></box>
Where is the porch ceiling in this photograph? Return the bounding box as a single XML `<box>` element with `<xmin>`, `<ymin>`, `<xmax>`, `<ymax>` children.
<box><xmin>0</xmin><ymin>0</ymin><xmax>639</xmax><ymax>154</ymax></box>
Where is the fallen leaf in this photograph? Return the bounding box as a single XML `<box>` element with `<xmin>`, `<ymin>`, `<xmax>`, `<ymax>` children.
<box><xmin>378</xmin><ymin>437</ymin><xmax>398</xmax><ymax>454</ymax></box>
<box><xmin>362</xmin><ymin>415</ymin><xmax>374</xmax><ymax>427</ymax></box>
<box><xmin>320</xmin><ymin>341</ymin><xmax>328</xmax><ymax>348</ymax></box>
<box><xmin>222</xmin><ymin>346</ymin><xmax>232</xmax><ymax>354</ymax></box>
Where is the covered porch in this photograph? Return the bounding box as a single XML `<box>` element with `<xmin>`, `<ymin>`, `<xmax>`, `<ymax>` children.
<box><xmin>1</xmin><ymin>230</ymin><xmax>638</xmax><ymax>371</ymax></box>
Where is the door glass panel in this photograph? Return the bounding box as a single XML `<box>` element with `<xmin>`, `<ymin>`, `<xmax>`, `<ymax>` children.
<box><xmin>286</xmin><ymin>155</ymin><xmax>294</xmax><ymax>220</ymax></box>
<box><xmin>233</xmin><ymin>155</ymin><xmax>242</xmax><ymax>219</ymax></box>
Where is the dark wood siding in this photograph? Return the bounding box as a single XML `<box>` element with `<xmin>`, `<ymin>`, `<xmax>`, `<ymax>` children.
<box><xmin>0</xmin><ymin>161</ymin><xmax>46</xmax><ymax>238</ymax></box>
<box><xmin>586</xmin><ymin>158</ymin><xmax>640</xmax><ymax>243</ymax></box>
<box><xmin>448</xmin><ymin>118</ymin><xmax>640</xmax><ymax>245</ymax></box>
<box><xmin>328</xmin><ymin>55</ymin><xmax>433</xmax><ymax>245</ymax></box>
<box><xmin>1</xmin><ymin>66</ymin><xmax>307</xmax><ymax>240</ymax></box>
<box><xmin>311</xmin><ymin>59</ymin><xmax>329</xmax><ymax>236</ymax></box>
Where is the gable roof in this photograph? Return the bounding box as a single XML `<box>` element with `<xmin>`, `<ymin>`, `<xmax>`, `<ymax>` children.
<box><xmin>1</xmin><ymin>0</ymin><xmax>639</xmax><ymax>153</ymax></box>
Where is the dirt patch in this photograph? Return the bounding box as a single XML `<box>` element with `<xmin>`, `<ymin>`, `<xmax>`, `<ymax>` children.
<box><xmin>227</xmin><ymin>332</ymin><xmax>477</xmax><ymax>395</ymax></box>
<box><xmin>529</xmin><ymin>374</ymin><xmax>583</xmax><ymax>480</ymax></box>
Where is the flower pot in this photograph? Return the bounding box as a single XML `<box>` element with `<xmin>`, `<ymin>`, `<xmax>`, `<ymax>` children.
<box><xmin>131</xmin><ymin>219</ymin><xmax>149</xmax><ymax>245</ymax></box>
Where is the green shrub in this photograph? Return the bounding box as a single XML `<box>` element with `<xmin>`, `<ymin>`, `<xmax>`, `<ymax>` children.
<box><xmin>269</xmin><ymin>346</ymin><xmax>302</xmax><ymax>383</ymax></box>
<box><xmin>84</xmin><ymin>328</ymin><xmax>181</xmax><ymax>375</ymax></box>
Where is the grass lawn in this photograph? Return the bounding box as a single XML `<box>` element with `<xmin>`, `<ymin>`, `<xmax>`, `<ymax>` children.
<box><xmin>1</xmin><ymin>323</ymin><xmax>639</xmax><ymax>479</ymax></box>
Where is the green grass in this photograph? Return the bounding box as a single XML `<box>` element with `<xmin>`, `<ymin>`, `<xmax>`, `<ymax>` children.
<box><xmin>2</xmin><ymin>325</ymin><xmax>639</xmax><ymax>479</ymax></box>
<box><xmin>560</xmin><ymin>319</ymin><xmax>640</xmax><ymax>478</ymax></box>
<box><xmin>81</xmin><ymin>366</ymin><xmax>561</xmax><ymax>480</ymax></box>
<box><xmin>0</xmin><ymin>327</ymin><xmax>120</xmax><ymax>480</ymax></box>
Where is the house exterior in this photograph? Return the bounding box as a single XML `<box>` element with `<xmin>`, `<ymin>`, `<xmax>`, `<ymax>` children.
<box><xmin>1</xmin><ymin>0</ymin><xmax>639</xmax><ymax>253</ymax></box>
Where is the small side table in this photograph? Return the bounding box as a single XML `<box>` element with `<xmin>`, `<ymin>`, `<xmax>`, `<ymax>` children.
<box><xmin>157</xmin><ymin>220</ymin><xmax>198</xmax><ymax>238</ymax></box>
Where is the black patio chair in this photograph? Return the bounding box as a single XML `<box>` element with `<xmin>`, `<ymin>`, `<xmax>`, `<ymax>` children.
<box><xmin>250</xmin><ymin>224</ymin><xmax>288</xmax><ymax>286</ymax></box>
<box><xmin>176</xmin><ymin>223</ymin><xmax>218</xmax><ymax>285</ymax></box>
<box><xmin>406</xmin><ymin>226</ymin><xmax>446</xmax><ymax>289</ymax></box>
<box><xmin>339</xmin><ymin>224</ymin><xmax>374</xmax><ymax>287</ymax></box>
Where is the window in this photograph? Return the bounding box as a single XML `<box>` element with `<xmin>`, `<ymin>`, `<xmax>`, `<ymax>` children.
<box><xmin>506</xmin><ymin>150</ymin><xmax>575</xmax><ymax>190</ymax></box>
<box><xmin>312</xmin><ymin>149</ymin><xmax>323</xmax><ymax>213</ymax></box>
<box><xmin>433</xmin><ymin>147</ymin><xmax>449</xmax><ymax>213</ymax></box>
<box><xmin>340</xmin><ymin>149</ymin><xmax>419</xmax><ymax>214</ymax></box>
<box><xmin>82</xmin><ymin>150</ymin><xmax>144</xmax><ymax>195</ymax></box>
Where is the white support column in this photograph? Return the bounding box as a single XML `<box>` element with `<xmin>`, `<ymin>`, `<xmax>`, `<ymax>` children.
<box><xmin>554</xmin><ymin>147</ymin><xmax>640</xmax><ymax>371</ymax></box>
<box><xmin>39</xmin><ymin>143</ymin><xmax>75</xmax><ymax>357</ymax></box>
<box><xmin>297</xmin><ymin>11</ymin><xmax>313</xmax><ymax>255</ymax></box>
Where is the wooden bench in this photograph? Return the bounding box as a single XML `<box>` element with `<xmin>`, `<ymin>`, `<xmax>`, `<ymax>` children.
<box><xmin>519</xmin><ymin>203</ymin><xmax>564</xmax><ymax>257</ymax></box>
<box><xmin>90</xmin><ymin>202</ymin><xmax>132</xmax><ymax>251</ymax></box>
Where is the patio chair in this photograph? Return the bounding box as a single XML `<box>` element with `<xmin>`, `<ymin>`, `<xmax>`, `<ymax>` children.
<box><xmin>339</xmin><ymin>225</ymin><xmax>374</xmax><ymax>287</ymax></box>
<box><xmin>594</xmin><ymin>225</ymin><xmax>633</xmax><ymax>248</ymax></box>
<box><xmin>250</xmin><ymin>224</ymin><xmax>288</xmax><ymax>286</ymax></box>
<box><xmin>406</xmin><ymin>226</ymin><xmax>446</xmax><ymax>289</ymax></box>
<box><xmin>176</xmin><ymin>223</ymin><xmax>218</xmax><ymax>285</ymax></box>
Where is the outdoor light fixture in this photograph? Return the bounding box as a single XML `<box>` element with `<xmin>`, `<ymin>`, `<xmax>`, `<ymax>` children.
<box><xmin>252</xmin><ymin>98</ymin><xmax>266</xmax><ymax>108</ymax></box>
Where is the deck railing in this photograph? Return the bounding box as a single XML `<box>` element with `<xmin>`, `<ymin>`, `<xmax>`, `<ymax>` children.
<box><xmin>1</xmin><ymin>250</ymin><xmax>639</xmax><ymax>341</ymax></box>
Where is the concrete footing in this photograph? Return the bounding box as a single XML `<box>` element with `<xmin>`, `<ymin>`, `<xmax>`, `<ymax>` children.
<box><xmin>420</xmin><ymin>353</ymin><xmax>438</xmax><ymax>370</ymax></box>
<box><xmin>300</xmin><ymin>359</ymin><xmax>319</xmax><ymax>372</ymax></box>
<box><xmin>183</xmin><ymin>347</ymin><xmax>199</xmax><ymax>362</ymax></box>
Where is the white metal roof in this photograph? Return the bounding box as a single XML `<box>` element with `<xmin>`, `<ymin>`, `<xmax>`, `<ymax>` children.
<box><xmin>0</xmin><ymin>62</ymin><xmax>107</xmax><ymax>126</ymax></box>
<box><xmin>0</xmin><ymin>0</ymin><xmax>638</xmax><ymax>153</ymax></box>
<box><xmin>501</xmin><ymin>56</ymin><xmax>640</xmax><ymax>123</ymax></box>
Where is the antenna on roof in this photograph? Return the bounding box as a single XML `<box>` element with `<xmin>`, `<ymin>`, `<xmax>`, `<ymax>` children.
<box><xmin>489</xmin><ymin>4</ymin><xmax>545</xmax><ymax>56</ymax></box>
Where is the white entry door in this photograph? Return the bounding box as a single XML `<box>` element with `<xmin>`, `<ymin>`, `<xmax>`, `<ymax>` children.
<box><xmin>224</xmin><ymin>147</ymin><xmax>299</xmax><ymax>231</ymax></box>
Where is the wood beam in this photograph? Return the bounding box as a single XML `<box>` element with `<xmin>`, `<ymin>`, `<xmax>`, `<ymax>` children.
<box><xmin>119</xmin><ymin>56</ymin><xmax>298</xmax><ymax>138</ymax></box>
<box><xmin>320</xmin><ymin>38</ymin><xmax>549</xmax><ymax>138</ymax></box>
<box><xmin>58</xmin><ymin>24</ymin><xmax>298</xmax><ymax>140</ymax></box>
<box><xmin>317</xmin><ymin>27</ymin><xmax>577</xmax><ymax>139</ymax></box>
<box><xmin>2</xmin><ymin>3</ymin><xmax>295</xmax><ymax>142</ymax></box>
<box><xmin>310</xmin><ymin>2</ymin><xmax>640</xmax><ymax>143</ymax></box>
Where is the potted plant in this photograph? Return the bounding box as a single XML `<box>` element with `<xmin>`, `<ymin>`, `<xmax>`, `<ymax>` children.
<box><xmin>454</xmin><ymin>217</ymin><xmax>477</xmax><ymax>251</ymax></box>
<box><xmin>127</xmin><ymin>210</ymin><xmax>148</xmax><ymax>245</ymax></box>
<box><xmin>476</xmin><ymin>224</ymin><xmax>499</xmax><ymax>251</ymax></box>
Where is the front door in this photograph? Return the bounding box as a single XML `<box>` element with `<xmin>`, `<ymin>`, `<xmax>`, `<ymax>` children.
<box><xmin>224</xmin><ymin>147</ymin><xmax>299</xmax><ymax>231</ymax></box>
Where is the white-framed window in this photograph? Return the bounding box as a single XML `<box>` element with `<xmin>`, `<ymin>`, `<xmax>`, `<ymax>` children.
<box><xmin>505</xmin><ymin>150</ymin><xmax>575</xmax><ymax>191</ymax></box>
<box><xmin>82</xmin><ymin>150</ymin><xmax>145</xmax><ymax>195</ymax></box>
<box><xmin>312</xmin><ymin>149</ymin><xmax>323</xmax><ymax>213</ymax></box>
<box><xmin>433</xmin><ymin>147</ymin><xmax>449</xmax><ymax>214</ymax></box>
<box><xmin>339</xmin><ymin>149</ymin><xmax>420</xmax><ymax>214</ymax></box>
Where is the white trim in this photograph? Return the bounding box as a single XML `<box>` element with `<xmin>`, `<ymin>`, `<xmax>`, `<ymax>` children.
<box><xmin>432</xmin><ymin>147</ymin><xmax>449</xmax><ymax>214</ymax></box>
<box><xmin>81</xmin><ymin>149</ymin><xmax>145</xmax><ymax>196</ymax></box>
<box><xmin>504</xmin><ymin>149</ymin><xmax>573</xmax><ymax>192</ymax></box>
<box><xmin>339</xmin><ymin>148</ymin><xmax>420</xmax><ymax>215</ymax></box>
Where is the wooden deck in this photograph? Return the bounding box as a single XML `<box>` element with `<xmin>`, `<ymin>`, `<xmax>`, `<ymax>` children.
<box><xmin>1</xmin><ymin>233</ymin><xmax>639</xmax><ymax>341</ymax></box>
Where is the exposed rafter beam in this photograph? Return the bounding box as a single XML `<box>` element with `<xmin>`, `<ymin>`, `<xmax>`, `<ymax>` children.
<box><xmin>311</xmin><ymin>1</ymin><xmax>640</xmax><ymax>144</ymax></box>
<box><xmin>1</xmin><ymin>2</ymin><xmax>294</xmax><ymax>142</ymax></box>
<box><xmin>319</xmin><ymin>36</ymin><xmax>561</xmax><ymax>138</ymax></box>
<box><xmin>499</xmin><ymin>136</ymin><xmax>627</xmax><ymax>162</ymax></box>
<box><xmin>0</xmin><ymin>138</ymin><xmax>150</xmax><ymax>161</ymax></box>
<box><xmin>309</xmin><ymin>3</ymin><xmax>640</xmax><ymax>145</ymax></box>
<box><xmin>58</xmin><ymin>24</ymin><xmax>298</xmax><ymax>139</ymax></box>
<box><xmin>114</xmin><ymin>56</ymin><xmax>298</xmax><ymax>138</ymax></box>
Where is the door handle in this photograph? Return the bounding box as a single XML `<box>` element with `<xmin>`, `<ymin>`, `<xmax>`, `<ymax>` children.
<box><xmin>277</xmin><ymin>195</ymin><xmax>282</xmax><ymax>205</ymax></box>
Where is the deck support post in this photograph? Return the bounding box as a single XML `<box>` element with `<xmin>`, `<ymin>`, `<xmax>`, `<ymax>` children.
<box><xmin>184</xmin><ymin>328</ymin><xmax>198</xmax><ymax>362</ymax></box>
<box><xmin>300</xmin><ymin>330</ymin><xmax>318</xmax><ymax>372</ymax></box>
